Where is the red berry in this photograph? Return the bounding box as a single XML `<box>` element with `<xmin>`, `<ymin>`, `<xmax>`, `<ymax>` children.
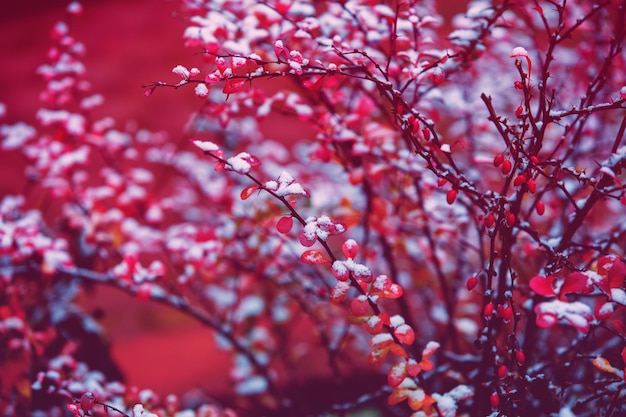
<box><xmin>498</xmin><ymin>365</ymin><xmax>507</xmax><ymax>379</ymax></box>
<box><xmin>483</xmin><ymin>213</ymin><xmax>495</xmax><ymax>228</ymax></box>
<box><xmin>536</xmin><ymin>201</ymin><xmax>545</xmax><ymax>215</ymax></box>
<box><xmin>516</xmin><ymin>350</ymin><xmax>526</xmax><ymax>366</ymax></box>
<box><xmin>446</xmin><ymin>189</ymin><xmax>457</xmax><ymax>204</ymax></box>
<box><xmin>484</xmin><ymin>302</ymin><xmax>494</xmax><ymax>318</ymax></box>
<box><xmin>493</xmin><ymin>154</ymin><xmax>504</xmax><ymax>167</ymax></box>
<box><xmin>503</xmin><ymin>306</ymin><xmax>513</xmax><ymax>321</ymax></box>
<box><xmin>490</xmin><ymin>392</ymin><xmax>500</xmax><ymax>409</ymax></box>
<box><xmin>501</xmin><ymin>159</ymin><xmax>512</xmax><ymax>175</ymax></box>
<box><xmin>466</xmin><ymin>276</ymin><xmax>478</xmax><ymax>291</ymax></box>
<box><xmin>506</xmin><ymin>213</ymin><xmax>515</xmax><ymax>227</ymax></box>
<box><xmin>527</xmin><ymin>178</ymin><xmax>536</xmax><ymax>193</ymax></box>
<box><xmin>513</xmin><ymin>174</ymin><xmax>526</xmax><ymax>187</ymax></box>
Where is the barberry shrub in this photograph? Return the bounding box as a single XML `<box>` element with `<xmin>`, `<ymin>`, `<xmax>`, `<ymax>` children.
<box><xmin>1</xmin><ymin>1</ymin><xmax>625</xmax><ymax>416</ymax></box>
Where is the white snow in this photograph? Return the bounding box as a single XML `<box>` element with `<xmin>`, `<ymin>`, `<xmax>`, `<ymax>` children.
<box><xmin>0</xmin><ymin>122</ymin><xmax>36</xmax><ymax>149</ymax></box>
<box><xmin>191</xmin><ymin>139</ymin><xmax>219</xmax><ymax>152</ymax></box>
<box><xmin>194</xmin><ymin>83</ymin><xmax>209</xmax><ymax>98</ymax></box>
<box><xmin>227</xmin><ymin>152</ymin><xmax>253</xmax><ymax>173</ymax></box>
<box><xmin>611</xmin><ymin>288</ymin><xmax>626</xmax><ymax>305</ymax></box>
<box><xmin>236</xmin><ymin>376</ymin><xmax>268</xmax><ymax>395</ymax></box>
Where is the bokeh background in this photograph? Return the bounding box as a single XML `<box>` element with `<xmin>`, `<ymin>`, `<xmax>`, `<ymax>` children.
<box><xmin>0</xmin><ymin>0</ymin><xmax>469</xmax><ymax>402</ymax></box>
<box><xmin>0</xmin><ymin>0</ymin><xmax>232</xmax><ymax>399</ymax></box>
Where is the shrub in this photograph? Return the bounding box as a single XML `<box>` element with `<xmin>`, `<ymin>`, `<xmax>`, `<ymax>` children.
<box><xmin>1</xmin><ymin>1</ymin><xmax>625</xmax><ymax>416</ymax></box>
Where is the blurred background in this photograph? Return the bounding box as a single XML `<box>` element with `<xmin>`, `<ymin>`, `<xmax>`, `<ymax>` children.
<box><xmin>0</xmin><ymin>0</ymin><xmax>232</xmax><ymax>399</ymax></box>
<box><xmin>0</xmin><ymin>0</ymin><xmax>469</xmax><ymax>404</ymax></box>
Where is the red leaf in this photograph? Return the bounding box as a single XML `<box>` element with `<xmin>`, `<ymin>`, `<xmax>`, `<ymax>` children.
<box><xmin>240</xmin><ymin>185</ymin><xmax>258</xmax><ymax>200</ymax></box>
<box><xmin>276</xmin><ymin>216</ymin><xmax>293</xmax><ymax>234</ymax></box>
<box><xmin>298</xmin><ymin>230</ymin><xmax>316</xmax><ymax>247</ymax></box>
<box><xmin>614</xmin><ymin>319</ymin><xmax>626</xmax><ymax>336</ymax></box>
<box><xmin>607</xmin><ymin>257</ymin><xmax>626</xmax><ymax>288</ymax></box>
<box><xmin>350</xmin><ymin>296</ymin><xmax>370</xmax><ymax>317</ymax></box>
<box><xmin>368</xmin><ymin>344</ymin><xmax>390</xmax><ymax>367</ymax></box>
<box><xmin>394</xmin><ymin>324</ymin><xmax>415</xmax><ymax>345</ymax></box>
<box><xmin>595</xmin><ymin>301</ymin><xmax>614</xmax><ymax>320</ymax></box>
<box><xmin>381</xmin><ymin>283</ymin><xmax>403</xmax><ymax>299</ymax></box>
<box><xmin>387</xmin><ymin>387</ymin><xmax>409</xmax><ymax>406</ymax></box>
<box><xmin>66</xmin><ymin>404</ymin><xmax>81</xmax><ymax>416</ymax></box>
<box><xmin>364</xmin><ymin>315</ymin><xmax>384</xmax><ymax>334</ymax></box>
<box><xmin>223</xmin><ymin>78</ymin><xmax>247</xmax><ymax>95</ymax></box>
<box><xmin>329</xmin><ymin>281</ymin><xmax>350</xmax><ymax>304</ymax></box>
<box><xmin>529</xmin><ymin>275</ymin><xmax>556</xmax><ymax>297</ymax></box>
<box><xmin>342</xmin><ymin>239</ymin><xmax>359</xmax><ymax>259</ymax></box>
<box><xmin>300</xmin><ymin>249</ymin><xmax>329</xmax><ymax>264</ymax></box>
<box><xmin>535</xmin><ymin>310</ymin><xmax>557</xmax><ymax>328</ymax></box>
<box><xmin>560</xmin><ymin>271</ymin><xmax>592</xmax><ymax>297</ymax></box>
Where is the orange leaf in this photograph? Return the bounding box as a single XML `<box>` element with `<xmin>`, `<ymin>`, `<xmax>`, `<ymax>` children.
<box><xmin>387</xmin><ymin>362</ymin><xmax>407</xmax><ymax>388</ymax></box>
<box><xmin>368</xmin><ymin>345</ymin><xmax>390</xmax><ymax>367</ymax></box>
